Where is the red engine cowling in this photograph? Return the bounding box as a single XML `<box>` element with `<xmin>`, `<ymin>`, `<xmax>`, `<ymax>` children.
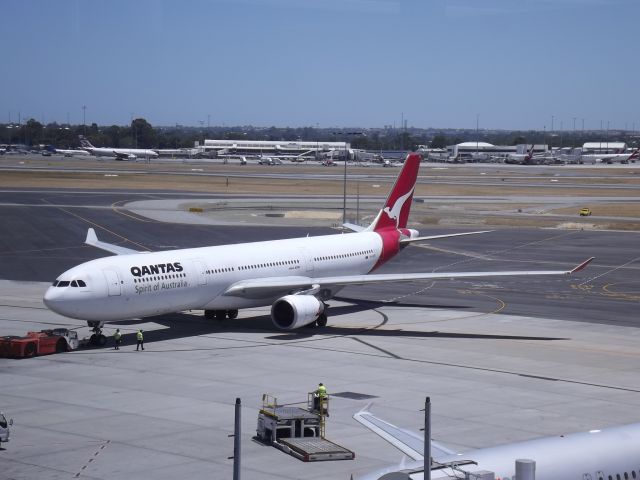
<box><xmin>271</xmin><ymin>295</ymin><xmax>324</xmax><ymax>330</ymax></box>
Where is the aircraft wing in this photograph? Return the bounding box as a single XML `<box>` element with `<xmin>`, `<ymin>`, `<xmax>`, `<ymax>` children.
<box><xmin>353</xmin><ymin>408</ymin><xmax>457</xmax><ymax>461</ymax></box>
<box><xmin>222</xmin><ymin>257</ymin><xmax>594</xmax><ymax>299</ymax></box>
<box><xmin>85</xmin><ymin>228</ymin><xmax>143</xmax><ymax>255</ymax></box>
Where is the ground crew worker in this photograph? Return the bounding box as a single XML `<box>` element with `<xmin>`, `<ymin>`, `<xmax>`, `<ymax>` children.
<box><xmin>314</xmin><ymin>383</ymin><xmax>328</xmax><ymax>414</ymax></box>
<box><xmin>113</xmin><ymin>329</ymin><xmax>122</xmax><ymax>350</ymax></box>
<box><xmin>136</xmin><ymin>329</ymin><xmax>144</xmax><ymax>351</ymax></box>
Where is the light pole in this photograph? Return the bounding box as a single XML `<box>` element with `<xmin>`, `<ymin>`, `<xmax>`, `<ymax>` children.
<box><xmin>82</xmin><ymin>105</ymin><xmax>86</xmax><ymax>135</ymax></box>
<box><xmin>333</xmin><ymin>131</ymin><xmax>362</xmax><ymax>225</ymax></box>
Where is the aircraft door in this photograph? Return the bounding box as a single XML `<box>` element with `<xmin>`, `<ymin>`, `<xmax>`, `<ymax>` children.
<box><xmin>103</xmin><ymin>269</ymin><xmax>121</xmax><ymax>296</ymax></box>
<box><xmin>298</xmin><ymin>248</ymin><xmax>314</xmax><ymax>274</ymax></box>
<box><xmin>192</xmin><ymin>260</ymin><xmax>207</xmax><ymax>286</ymax></box>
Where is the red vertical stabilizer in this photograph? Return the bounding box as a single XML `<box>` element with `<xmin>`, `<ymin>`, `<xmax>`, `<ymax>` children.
<box><xmin>368</xmin><ymin>153</ymin><xmax>421</xmax><ymax>232</ymax></box>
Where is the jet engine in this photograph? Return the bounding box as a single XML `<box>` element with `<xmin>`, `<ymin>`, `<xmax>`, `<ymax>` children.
<box><xmin>271</xmin><ymin>295</ymin><xmax>324</xmax><ymax>330</ymax></box>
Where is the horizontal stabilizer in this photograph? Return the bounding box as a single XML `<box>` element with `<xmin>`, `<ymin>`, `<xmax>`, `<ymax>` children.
<box><xmin>400</xmin><ymin>230</ymin><xmax>493</xmax><ymax>244</ymax></box>
<box><xmin>342</xmin><ymin>223</ymin><xmax>366</xmax><ymax>232</ymax></box>
<box><xmin>85</xmin><ymin>228</ymin><xmax>141</xmax><ymax>256</ymax></box>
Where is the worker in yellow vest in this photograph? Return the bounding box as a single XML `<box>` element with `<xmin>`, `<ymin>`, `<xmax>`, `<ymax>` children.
<box><xmin>136</xmin><ymin>329</ymin><xmax>144</xmax><ymax>351</ymax></box>
<box><xmin>314</xmin><ymin>383</ymin><xmax>328</xmax><ymax>415</ymax></box>
<box><xmin>113</xmin><ymin>329</ymin><xmax>122</xmax><ymax>350</ymax></box>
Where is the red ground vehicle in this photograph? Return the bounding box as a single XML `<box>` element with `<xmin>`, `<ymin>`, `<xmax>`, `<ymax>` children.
<box><xmin>0</xmin><ymin>329</ymin><xmax>79</xmax><ymax>358</ymax></box>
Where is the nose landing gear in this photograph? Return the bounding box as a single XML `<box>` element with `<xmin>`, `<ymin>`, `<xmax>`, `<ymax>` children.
<box><xmin>87</xmin><ymin>321</ymin><xmax>107</xmax><ymax>347</ymax></box>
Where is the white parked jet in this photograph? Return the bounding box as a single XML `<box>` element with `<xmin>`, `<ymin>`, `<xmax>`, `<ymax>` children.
<box><xmin>354</xmin><ymin>409</ymin><xmax>640</xmax><ymax>480</ymax></box>
<box><xmin>79</xmin><ymin>135</ymin><xmax>158</xmax><ymax>160</ymax></box>
<box><xmin>579</xmin><ymin>148</ymin><xmax>640</xmax><ymax>165</ymax></box>
<box><xmin>43</xmin><ymin>153</ymin><xmax>593</xmax><ymax>344</ymax></box>
<box><xmin>44</xmin><ymin>145</ymin><xmax>91</xmax><ymax>157</ymax></box>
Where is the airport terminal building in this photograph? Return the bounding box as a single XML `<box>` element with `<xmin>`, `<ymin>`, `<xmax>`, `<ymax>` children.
<box><xmin>201</xmin><ymin>139</ymin><xmax>348</xmax><ymax>157</ymax></box>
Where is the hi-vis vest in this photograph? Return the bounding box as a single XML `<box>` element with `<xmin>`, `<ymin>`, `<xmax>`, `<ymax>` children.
<box><xmin>317</xmin><ymin>385</ymin><xmax>327</xmax><ymax>398</ymax></box>
<box><xmin>136</xmin><ymin>331</ymin><xmax>143</xmax><ymax>341</ymax></box>
<box><xmin>114</xmin><ymin>331</ymin><xmax>121</xmax><ymax>341</ymax></box>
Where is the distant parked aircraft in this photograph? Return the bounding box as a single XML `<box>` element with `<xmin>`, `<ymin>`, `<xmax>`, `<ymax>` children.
<box><xmin>79</xmin><ymin>136</ymin><xmax>158</xmax><ymax>160</ymax></box>
<box><xmin>44</xmin><ymin>145</ymin><xmax>91</xmax><ymax>157</ymax></box>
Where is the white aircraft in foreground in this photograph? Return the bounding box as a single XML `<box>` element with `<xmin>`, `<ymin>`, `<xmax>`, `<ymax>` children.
<box><xmin>355</xmin><ymin>409</ymin><xmax>640</xmax><ymax>480</ymax></box>
<box><xmin>79</xmin><ymin>135</ymin><xmax>158</xmax><ymax>161</ymax></box>
<box><xmin>43</xmin><ymin>153</ymin><xmax>593</xmax><ymax>344</ymax></box>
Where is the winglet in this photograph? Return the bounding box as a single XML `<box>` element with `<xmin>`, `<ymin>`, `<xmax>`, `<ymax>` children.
<box><xmin>570</xmin><ymin>257</ymin><xmax>595</xmax><ymax>274</ymax></box>
<box><xmin>86</xmin><ymin>228</ymin><xmax>98</xmax><ymax>245</ymax></box>
<box><xmin>85</xmin><ymin>228</ymin><xmax>141</xmax><ymax>256</ymax></box>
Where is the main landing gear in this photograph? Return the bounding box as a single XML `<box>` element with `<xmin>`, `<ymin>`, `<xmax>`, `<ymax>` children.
<box><xmin>204</xmin><ymin>309</ymin><xmax>238</xmax><ymax>321</ymax></box>
<box><xmin>316</xmin><ymin>312</ymin><xmax>328</xmax><ymax>327</ymax></box>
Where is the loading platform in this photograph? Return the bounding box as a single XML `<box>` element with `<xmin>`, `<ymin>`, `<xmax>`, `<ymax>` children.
<box><xmin>256</xmin><ymin>394</ymin><xmax>354</xmax><ymax>462</ymax></box>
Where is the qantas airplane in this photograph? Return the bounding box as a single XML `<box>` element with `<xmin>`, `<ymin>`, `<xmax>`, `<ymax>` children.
<box><xmin>43</xmin><ymin>153</ymin><xmax>593</xmax><ymax>344</ymax></box>
<box><xmin>354</xmin><ymin>408</ymin><xmax>640</xmax><ymax>480</ymax></box>
<box><xmin>79</xmin><ymin>135</ymin><xmax>159</xmax><ymax>160</ymax></box>
<box><xmin>579</xmin><ymin>148</ymin><xmax>640</xmax><ymax>165</ymax></box>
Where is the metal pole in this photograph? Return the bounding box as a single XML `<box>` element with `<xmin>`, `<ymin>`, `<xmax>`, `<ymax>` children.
<box><xmin>424</xmin><ymin>397</ymin><xmax>431</xmax><ymax>480</ymax></box>
<box><xmin>233</xmin><ymin>397</ymin><xmax>241</xmax><ymax>480</ymax></box>
<box><xmin>356</xmin><ymin>181</ymin><xmax>360</xmax><ymax>226</ymax></box>
<box><xmin>476</xmin><ymin>114</ymin><xmax>479</xmax><ymax>155</ymax></box>
<box><xmin>343</xmin><ymin>138</ymin><xmax>347</xmax><ymax>225</ymax></box>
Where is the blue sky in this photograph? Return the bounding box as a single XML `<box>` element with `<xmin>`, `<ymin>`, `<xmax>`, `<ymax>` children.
<box><xmin>3</xmin><ymin>0</ymin><xmax>638</xmax><ymax>130</ymax></box>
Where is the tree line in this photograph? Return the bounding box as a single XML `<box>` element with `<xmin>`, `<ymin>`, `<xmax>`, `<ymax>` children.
<box><xmin>2</xmin><ymin>118</ymin><xmax>637</xmax><ymax>151</ymax></box>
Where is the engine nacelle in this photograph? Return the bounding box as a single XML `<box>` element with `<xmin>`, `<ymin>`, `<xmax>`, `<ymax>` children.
<box><xmin>271</xmin><ymin>295</ymin><xmax>324</xmax><ymax>330</ymax></box>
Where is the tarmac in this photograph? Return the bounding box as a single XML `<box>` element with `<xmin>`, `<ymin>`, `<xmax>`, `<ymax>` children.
<box><xmin>1</xmin><ymin>179</ymin><xmax>640</xmax><ymax>480</ymax></box>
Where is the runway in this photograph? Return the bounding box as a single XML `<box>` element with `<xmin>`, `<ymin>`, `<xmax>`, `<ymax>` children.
<box><xmin>1</xmin><ymin>183</ymin><xmax>640</xmax><ymax>480</ymax></box>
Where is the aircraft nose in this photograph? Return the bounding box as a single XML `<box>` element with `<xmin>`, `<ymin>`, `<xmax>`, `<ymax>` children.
<box><xmin>43</xmin><ymin>286</ymin><xmax>64</xmax><ymax>312</ymax></box>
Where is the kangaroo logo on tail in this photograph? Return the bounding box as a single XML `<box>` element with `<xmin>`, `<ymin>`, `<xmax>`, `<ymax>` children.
<box><xmin>382</xmin><ymin>186</ymin><xmax>415</xmax><ymax>228</ymax></box>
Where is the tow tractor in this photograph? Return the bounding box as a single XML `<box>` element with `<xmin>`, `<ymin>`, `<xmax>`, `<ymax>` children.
<box><xmin>255</xmin><ymin>393</ymin><xmax>354</xmax><ymax>462</ymax></box>
<box><xmin>0</xmin><ymin>328</ymin><xmax>80</xmax><ymax>358</ymax></box>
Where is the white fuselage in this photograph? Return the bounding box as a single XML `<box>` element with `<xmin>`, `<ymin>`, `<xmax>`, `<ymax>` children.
<box><xmin>44</xmin><ymin>231</ymin><xmax>383</xmax><ymax>321</ymax></box>
<box><xmin>368</xmin><ymin>422</ymin><xmax>640</xmax><ymax>480</ymax></box>
<box><xmin>85</xmin><ymin>147</ymin><xmax>159</xmax><ymax>159</ymax></box>
<box><xmin>579</xmin><ymin>152</ymin><xmax>636</xmax><ymax>164</ymax></box>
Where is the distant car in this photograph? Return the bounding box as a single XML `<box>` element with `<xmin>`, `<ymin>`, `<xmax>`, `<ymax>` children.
<box><xmin>41</xmin><ymin>151</ymin><xmax>52</xmax><ymax>156</ymax></box>
<box><xmin>579</xmin><ymin>208</ymin><xmax>592</xmax><ymax>216</ymax></box>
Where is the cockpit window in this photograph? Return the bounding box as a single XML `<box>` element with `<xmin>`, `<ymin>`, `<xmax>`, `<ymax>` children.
<box><xmin>53</xmin><ymin>279</ymin><xmax>86</xmax><ymax>287</ymax></box>
<box><xmin>0</xmin><ymin>413</ymin><xmax>7</xmax><ymax>428</ymax></box>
